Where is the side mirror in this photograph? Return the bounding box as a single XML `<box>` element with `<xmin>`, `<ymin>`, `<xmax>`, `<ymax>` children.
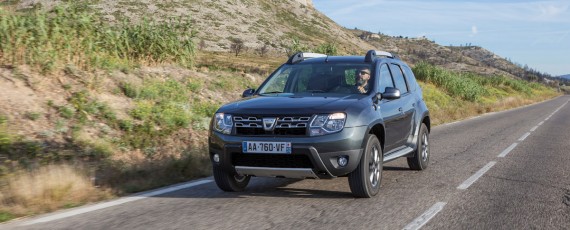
<box><xmin>242</xmin><ymin>88</ymin><xmax>255</xmax><ymax>98</ymax></box>
<box><xmin>382</xmin><ymin>87</ymin><xmax>401</xmax><ymax>100</ymax></box>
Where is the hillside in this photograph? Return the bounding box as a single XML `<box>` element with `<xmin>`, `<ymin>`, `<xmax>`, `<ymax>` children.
<box><xmin>11</xmin><ymin>0</ymin><xmax>551</xmax><ymax>81</ymax></box>
<box><xmin>14</xmin><ymin>0</ymin><xmax>372</xmax><ymax>53</ymax></box>
<box><xmin>0</xmin><ymin>0</ymin><xmax>560</xmax><ymax>221</ymax></box>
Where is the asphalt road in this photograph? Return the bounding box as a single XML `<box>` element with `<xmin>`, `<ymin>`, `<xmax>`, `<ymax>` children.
<box><xmin>3</xmin><ymin>96</ymin><xmax>569</xmax><ymax>230</ymax></box>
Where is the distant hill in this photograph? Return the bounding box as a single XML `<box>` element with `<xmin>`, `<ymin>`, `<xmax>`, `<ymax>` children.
<box><xmin>559</xmin><ymin>74</ymin><xmax>570</xmax><ymax>80</ymax></box>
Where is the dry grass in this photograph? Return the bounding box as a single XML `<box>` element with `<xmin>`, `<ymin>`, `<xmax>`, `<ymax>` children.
<box><xmin>196</xmin><ymin>51</ymin><xmax>285</xmax><ymax>76</ymax></box>
<box><xmin>0</xmin><ymin>164</ymin><xmax>112</xmax><ymax>219</ymax></box>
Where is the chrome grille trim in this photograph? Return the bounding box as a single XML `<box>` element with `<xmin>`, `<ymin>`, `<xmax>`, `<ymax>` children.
<box><xmin>234</xmin><ymin>116</ymin><xmax>261</xmax><ymax>122</ymax></box>
<box><xmin>233</xmin><ymin>115</ymin><xmax>312</xmax><ymax>135</ymax></box>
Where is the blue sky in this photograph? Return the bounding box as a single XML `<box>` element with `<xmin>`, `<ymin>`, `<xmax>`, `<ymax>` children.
<box><xmin>312</xmin><ymin>0</ymin><xmax>570</xmax><ymax>76</ymax></box>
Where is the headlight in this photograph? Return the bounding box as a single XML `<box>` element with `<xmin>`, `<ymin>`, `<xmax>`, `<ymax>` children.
<box><xmin>309</xmin><ymin>113</ymin><xmax>346</xmax><ymax>136</ymax></box>
<box><xmin>213</xmin><ymin>113</ymin><xmax>232</xmax><ymax>134</ymax></box>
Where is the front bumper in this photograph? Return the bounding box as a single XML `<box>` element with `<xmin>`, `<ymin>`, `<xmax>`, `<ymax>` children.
<box><xmin>209</xmin><ymin>126</ymin><xmax>367</xmax><ymax>179</ymax></box>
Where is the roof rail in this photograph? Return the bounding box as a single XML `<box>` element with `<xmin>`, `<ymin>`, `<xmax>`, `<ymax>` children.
<box><xmin>287</xmin><ymin>52</ymin><xmax>327</xmax><ymax>64</ymax></box>
<box><xmin>364</xmin><ymin>50</ymin><xmax>398</xmax><ymax>62</ymax></box>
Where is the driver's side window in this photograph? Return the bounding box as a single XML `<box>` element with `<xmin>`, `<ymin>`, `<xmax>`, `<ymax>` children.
<box><xmin>378</xmin><ymin>64</ymin><xmax>394</xmax><ymax>94</ymax></box>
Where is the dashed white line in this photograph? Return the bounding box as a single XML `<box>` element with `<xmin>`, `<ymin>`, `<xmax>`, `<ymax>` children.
<box><xmin>403</xmin><ymin>202</ymin><xmax>447</xmax><ymax>230</ymax></box>
<box><xmin>21</xmin><ymin>179</ymin><xmax>213</xmax><ymax>226</ymax></box>
<box><xmin>498</xmin><ymin>143</ymin><xmax>518</xmax><ymax>158</ymax></box>
<box><xmin>458</xmin><ymin>161</ymin><xmax>496</xmax><ymax>190</ymax></box>
<box><xmin>518</xmin><ymin>132</ymin><xmax>531</xmax><ymax>141</ymax></box>
<box><xmin>538</xmin><ymin>121</ymin><xmax>544</xmax><ymax>126</ymax></box>
<box><xmin>530</xmin><ymin>126</ymin><xmax>538</xmax><ymax>132</ymax></box>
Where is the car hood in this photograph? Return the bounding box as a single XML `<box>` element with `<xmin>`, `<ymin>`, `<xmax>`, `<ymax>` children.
<box><xmin>217</xmin><ymin>94</ymin><xmax>367</xmax><ymax>115</ymax></box>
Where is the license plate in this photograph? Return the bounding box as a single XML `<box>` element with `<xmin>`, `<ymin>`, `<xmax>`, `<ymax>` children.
<box><xmin>242</xmin><ymin>141</ymin><xmax>291</xmax><ymax>154</ymax></box>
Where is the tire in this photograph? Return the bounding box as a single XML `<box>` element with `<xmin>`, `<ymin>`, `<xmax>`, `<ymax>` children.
<box><xmin>407</xmin><ymin>123</ymin><xmax>429</xmax><ymax>170</ymax></box>
<box><xmin>213</xmin><ymin>164</ymin><xmax>250</xmax><ymax>192</ymax></box>
<box><xmin>348</xmin><ymin>134</ymin><xmax>382</xmax><ymax>198</ymax></box>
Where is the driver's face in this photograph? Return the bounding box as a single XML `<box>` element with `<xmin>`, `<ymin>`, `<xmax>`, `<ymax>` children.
<box><xmin>357</xmin><ymin>69</ymin><xmax>370</xmax><ymax>84</ymax></box>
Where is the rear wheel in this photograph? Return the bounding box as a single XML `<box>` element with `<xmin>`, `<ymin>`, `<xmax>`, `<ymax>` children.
<box><xmin>348</xmin><ymin>134</ymin><xmax>382</xmax><ymax>198</ymax></box>
<box><xmin>213</xmin><ymin>164</ymin><xmax>250</xmax><ymax>192</ymax></box>
<box><xmin>407</xmin><ymin>123</ymin><xmax>429</xmax><ymax>170</ymax></box>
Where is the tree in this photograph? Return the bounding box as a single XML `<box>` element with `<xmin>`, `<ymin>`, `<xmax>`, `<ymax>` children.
<box><xmin>230</xmin><ymin>38</ymin><xmax>245</xmax><ymax>56</ymax></box>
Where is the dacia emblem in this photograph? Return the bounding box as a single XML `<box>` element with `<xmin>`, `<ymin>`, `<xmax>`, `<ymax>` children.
<box><xmin>263</xmin><ymin>118</ymin><xmax>277</xmax><ymax>131</ymax></box>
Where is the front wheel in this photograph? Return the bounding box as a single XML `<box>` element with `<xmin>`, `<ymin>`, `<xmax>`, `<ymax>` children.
<box><xmin>348</xmin><ymin>134</ymin><xmax>382</xmax><ymax>198</ymax></box>
<box><xmin>407</xmin><ymin>123</ymin><xmax>430</xmax><ymax>170</ymax></box>
<box><xmin>213</xmin><ymin>164</ymin><xmax>250</xmax><ymax>192</ymax></box>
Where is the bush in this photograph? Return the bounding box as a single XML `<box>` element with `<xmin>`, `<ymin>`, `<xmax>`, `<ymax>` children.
<box><xmin>413</xmin><ymin>62</ymin><xmax>487</xmax><ymax>102</ymax></box>
<box><xmin>315</xmin><ymin>43</ymin><xmax>337</xmax><ymax>55</ymax></box>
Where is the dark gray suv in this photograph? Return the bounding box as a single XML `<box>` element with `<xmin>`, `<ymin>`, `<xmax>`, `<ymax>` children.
<box><xmin>209</xmin><ymin>50</ymin><xmax>430</xmax><ymax>198</ymax></box>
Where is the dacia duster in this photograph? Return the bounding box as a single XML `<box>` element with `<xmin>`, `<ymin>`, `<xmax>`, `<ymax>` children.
<box><xmin>209</xmin><ymin>50</ymin><xmax>431</xmax><ymax>198</ymax></box>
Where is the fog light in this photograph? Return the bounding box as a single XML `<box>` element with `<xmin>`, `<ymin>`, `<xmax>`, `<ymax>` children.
<box><xmin>338</xmin><ymin>156</ymin><xmax>348</xmax><ymax>167</ymax></box>
<box><xmin>213</xmin><ymin>154</ymin><xmax>220</xmax><ymax>163</ymax></box>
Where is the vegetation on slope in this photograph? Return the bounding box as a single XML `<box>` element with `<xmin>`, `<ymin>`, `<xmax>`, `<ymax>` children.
<box><xmin>0</xmin><ymin>4</ymin><xmax>195</xmax><ymax>73</ymax></box>
<box><xmin>0</xmin><ymin>4</ymin><xmax>213</xmax><ymax>220</ymax></box>
<box><xmin>413</xmin><ymin>63</ymin><xmax>558</xmax><ymax>125</ymax></box>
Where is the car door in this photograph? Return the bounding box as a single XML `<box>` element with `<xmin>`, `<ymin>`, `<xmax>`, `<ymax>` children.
<box><xmin>388</xmin><ymin>63</ymin><xmax>415</xmax><ymax>148</ymax></box>
<box><xmin>377</xmin><ymin>63</ymin><xmax>401</xmax><ymax>153</ymax></box>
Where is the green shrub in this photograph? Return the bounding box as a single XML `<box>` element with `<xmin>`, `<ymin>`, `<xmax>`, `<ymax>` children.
<box><xmin>186</xmin><ymin>80</ymin><xmax>202</xmax><ymax>93</ymax></box>
<box><xmin>315</xmin><ymin>43</ymin><xmax>338</xmax><ymax>55</ymax></box>
<box><xmin>25</xmin><ymin>112</ymin><xmax>41</xmax><ymax>121</ymax></box>
<box><xmin>193</xmin><ymin>101</ymin><xmax>220</xmax><ymax>118</ymax></box>
<box><xmin>58</xmin><ymin>106</ymin><xmax>76</xmax><ymax>119</ymax></box>
<box><xmin>68</xmin><ymin>91</ymin><xmax>117</xmax><ymax>123</ymax></box>
<box><xmin>130</xmin><ymin>101</ymin><xmax>154</xmax><ymax>120</ymax></box>
<box><xmin>120</xmin><ymin>82</ymin><xmax>140</xmax><ymax>98</ymax></box>
<box><xmin>139</xmin><ymin>79</ymin><xmax>188</xmax><ymax>102</ymax></box>
<box><xmin>0</xmin><ymin>116</ymin><xmax>11</xmax><ymax>153</ymax></box>
<box><xmin>413</xmin><ymin>62</ymin><xmax>488</xmax><ymax>102</ymax></box>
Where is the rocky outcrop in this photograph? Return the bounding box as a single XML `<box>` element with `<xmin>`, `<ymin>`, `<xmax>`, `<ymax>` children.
<box><xmin>295</xmin><ymin>0</ymin><xmax>313</xmax><ymax>7</ymax></box>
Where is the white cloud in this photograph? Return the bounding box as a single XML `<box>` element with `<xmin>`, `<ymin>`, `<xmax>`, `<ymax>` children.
<box><xmin>539</xmin><ymin>3</ymin><xmax>567</xmax><ymax>16</ymax></box>
<box><xmin>471</xmin><ymin>26</ymin><xmax>478</xmax><ymax>35</ymax></box>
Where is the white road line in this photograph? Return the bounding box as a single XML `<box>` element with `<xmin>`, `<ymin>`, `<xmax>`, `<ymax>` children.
<box><xmin>498</xmin><ymin>143</ymin><xmax>518</xmax><ymax>158</ymax></box>
<box><xmin>538</xmin><ymin>121</ymin><xmax>544</xmax><ymax>126</ymax></box>
<box><xmin>530</xmin><ymin>126</ymin><xmax>538</xmax><ymax>132</ymax></box>
<box><xmin>457</xmin><ymin>161</ymin><xmax>496</xmax><ymax>190</ymax></box>
<box><xmin>21</xmin><ymin>179</ymin><xmax>213</xmax><ymax>226</ymax></box>
<box><xmin>518</xmin><ymin>132</ymin><xmax>531</xmax><ymax>141</ymax></box>
<box><xmin>403</xmin><ymin>202</ymin><xmax>447</xmax><ymax>230</ymax></box>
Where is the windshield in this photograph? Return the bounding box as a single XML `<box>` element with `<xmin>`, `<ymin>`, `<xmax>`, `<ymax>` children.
<box><xmin>258</xmin><ymin>62</ymin><xmax>374</xmax><ymax>95</ymax></box>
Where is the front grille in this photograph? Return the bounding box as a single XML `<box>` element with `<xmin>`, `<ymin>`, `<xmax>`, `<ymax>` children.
<box><xmin>234</xmin><ymin>115</ymin><xmax>311</xmax><ymax>136</ymax></box>
<box><xmin>232</xmin><ymin>153</ymin><xmax>314</xmax><ymax>168</ymax></box>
